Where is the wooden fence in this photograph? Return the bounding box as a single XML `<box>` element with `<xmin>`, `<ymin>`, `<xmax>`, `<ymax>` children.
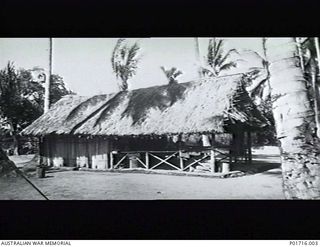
<box><xmin>109</xmin><ymin>147</ymin><xmax>252</xmax><ymax>172</ymax></box>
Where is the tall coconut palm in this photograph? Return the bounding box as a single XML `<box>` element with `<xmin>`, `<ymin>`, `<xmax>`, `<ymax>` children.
<box><xmin>194</xmin><ymin>38</ymin><xmax>203</xmax><ymax>78</ymax></box>
<box><xmin>295</xmin><ymin>37</ymin><xmax>305</xmax><ymax>73</ymax></box>
<box><xmin>265</xmin><ymin>38</ymin><xmax>320</xmax><ymax>199</ymax></box>
<box><xmin>160</xmin><ymin>66</ymin><xmax>183</xmax><ymax>85</ymax></box>
<box><xmin>44</xmin><ymin>38</ymin><xmax>52</xmax><ymax>113</ymax></box>
<box><xmin>111</xmin><ymin>39</ymin><xmax>141</xmax><ymax>91</ymax></box>
<box><xmin>299</xmin><ymin>38</ymin><xmax>320</xmax><ymax>137</ymax></box>
<box><xmin>314</xmin><ymin>38</ymin><xmax>320</xmax><ymax>71</ymax></box>
<box><xmin>201</xmin><ymin>38</ymin><xmax>238</xmax><ymax>77</ymax></box>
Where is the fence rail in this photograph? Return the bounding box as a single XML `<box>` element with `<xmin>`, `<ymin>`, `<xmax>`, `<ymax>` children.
<box><xmin>108</xmin><ymin>147</ymin><xmax>251</xmax><ymax>172</ymax></box>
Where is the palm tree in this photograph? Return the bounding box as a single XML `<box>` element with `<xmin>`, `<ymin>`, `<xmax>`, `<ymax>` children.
<box><xmin>194</xmin><ymin>38</ymin><xmax>202</xmax><ymax>78</ymax></box>
<box><xmin>265</xmin><ymin>38</ymin><xmax>320</xmax><ymax>199</ymax></box>
<box><xmin>246</xmin><ymin>38</ymin><xmax>320</xmax><ymax>128</ymax></box>
<box><xmin>111</xmin><ymin>39</ymin><xmax>141</xmax><ymax>91</ymax></box>
<box><xmin>44</xmin><ymin>38</ymin><xmax>52</xmax><ymax>113</ymax></box>
<box><xmin>295</xmin><ymin>37</ymin><xmax>305</xmax><ymax>73</ymax></box>
<box><xmin>201</xmin><ymin>38</ymin><xmax>238</xmax><ymax>77</ymax></box>
<box><xmin>314</xmin><ymin>37</ymin><xmax>320</xmax><ymax>72</ymax></box>
<box><xmin>160</xmin><ymin>66</ymin><xmax>183</xmax><ymax>85</ymax></box>
<box><xmin>299</xmin><ymin>38</ymin><xmax>320</xmax><ymax>137</ymax></box>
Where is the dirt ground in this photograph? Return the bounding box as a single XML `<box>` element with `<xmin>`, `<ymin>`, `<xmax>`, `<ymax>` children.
<box><xmin>0</xmin><ymin>146</ymin><xmax>284</xmax><ymax>200</ymax></box>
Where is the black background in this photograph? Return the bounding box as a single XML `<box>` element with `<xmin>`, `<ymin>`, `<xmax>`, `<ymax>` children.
<box><xmin>1</xmin><ymin>0</ymin><xmax>320</xmax><ymax>240</ymax></box>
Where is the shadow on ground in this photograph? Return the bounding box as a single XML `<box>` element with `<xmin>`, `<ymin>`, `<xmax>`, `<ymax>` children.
<box><xmin>233</xmin><ymin>153</ymin><xmax>281</xmax><ymax>177</ymax></box>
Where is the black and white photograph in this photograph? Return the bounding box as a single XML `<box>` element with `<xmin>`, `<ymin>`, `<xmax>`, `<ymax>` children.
<box><xmin>1</xmin><ymin>0</ymin><xmax>320</xmax><ymax>241</ymax></box>
<box><xmin>1</xmin><ymin>37</ymin><xmax>320</xmax><ymax>200</ymax></box>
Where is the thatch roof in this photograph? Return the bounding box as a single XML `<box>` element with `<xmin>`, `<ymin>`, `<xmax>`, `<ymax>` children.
<box><xmin>22</xmin><ymin>74</ymin><xmax>267</xmax><ymax>137</ymax></box>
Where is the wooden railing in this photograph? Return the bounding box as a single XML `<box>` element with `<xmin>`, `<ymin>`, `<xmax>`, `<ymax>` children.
<box><xmin>108</xmin><ymin>147</ymin><xmax>250</xmax><ymax>172</ymax></box>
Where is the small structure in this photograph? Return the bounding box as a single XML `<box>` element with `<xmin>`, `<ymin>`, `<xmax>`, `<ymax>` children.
<box><xmin>21</xmin><ymin>74</ymin><xmax>267</xmax><ymax>173</ymax></box>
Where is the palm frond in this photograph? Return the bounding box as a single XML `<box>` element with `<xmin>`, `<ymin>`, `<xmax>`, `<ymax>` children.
<box><xmin>241</xmin><ymin>49</ymin><xmax>268</xmax><ymax>69</ymax></box>
<box><xmin>160</xmin><ymin>66</ymin><xmax>183</xmax><ymax>84</ymax></box>
<box><xmin>200</xmin><ymin>66</ymin><xmax>215</xmax><ymax>77</ymax></box>
<box><xmin>207</xmin><ymin>39</ymin><xmax>215</xmax><ymax>67</ymax></box>
<box><xmin>173</xmin><ymin>70</ymin><xmax>183</xmax><ymax>78</ymax></box>
<box><xmin>111</xmin><ymin>38</ymin><xmax>126</xmax><ymax>72</ymax></box>
<box><xmin>241</xmin><ymin>49</ymin><xmax>265</xmax><ymax>61</ymax></box>
<box><xmin>111</xmin><ymin>39</ymin><xmax>141</xmax><ymax>90</ymax></box>
<box><xmin>206</xmin><ymin>38</ymin><xmax>224</xmax><ymax>67</ymax></box>
<box><xmin>212</xmin><ymin>39</ymin><xmax>224</xmax><ymax>62</ymax></box>
<box><xmin>219</xmin><ymin>61</ymin><xmax>237</xmax><ymax>71</ymax></box>
<box><xmin>204</xmin><ymin>38</ymin><xmax>239</xmax><ymax>76</ymax></box>
<box><xmin>160</xmin><ymin>66</ymin><xmax>167</xmax><ymax>76</ymax></box>
<box><xmin>126</xmin><ymin>42</ymin><xmax>140</xmax><ymax>65</ymax></box>
<box><xmin>218</xmin><ymin>49</ymin><xmax>239</xmax><ymax>67</ymax></box>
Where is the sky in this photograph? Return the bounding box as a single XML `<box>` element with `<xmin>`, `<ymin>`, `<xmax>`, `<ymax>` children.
<box><xmin>0</xmin><ymin>38</ymin><xmax>264</xmax><ymax>96</ymax></box>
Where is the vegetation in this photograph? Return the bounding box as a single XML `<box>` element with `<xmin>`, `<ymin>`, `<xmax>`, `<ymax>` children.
<box><xmin>265</xmin><ymin>38</ymin><xmax>320</xmax><ymax>199</ymax></box>
<box><xmin>242</xmin><ymin>38</ymin><xmax>320</xmax><ymax>198</ymax></box>
<box><xmin>201</xmin><ymin>38</ymin><xmax>239</xmax><ymax>77</ymax></box>
<box><xmin>111</xmin><ymin>39</ymin><xmax>141</xmax><ymax>91</ymax></box>
<box><xmin>0</xmin><ymin>62</ymin><xmax>74</xmax><ymax>154</ymax></box>
<box><xmin>160</xmin><ymin>66</ymin><xmax>183</xmax><ymax>84</ymax></box>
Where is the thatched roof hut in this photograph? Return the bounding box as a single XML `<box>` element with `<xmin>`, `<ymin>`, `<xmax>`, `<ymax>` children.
<box><xmin>22</xmin><ymin>74</ymin><xmax>266</xmax><ymax>137</ymax></box>
<box><xmin>21</xmin><ymin>74</ymin><xmax>268</xmax><ymax>170</ymax></box>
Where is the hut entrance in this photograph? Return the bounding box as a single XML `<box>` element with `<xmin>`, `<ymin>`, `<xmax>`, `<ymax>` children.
<box><xmin>229</xmin><ymin>131</ymin><xmax>252</xmax><ymax>166</ymax></box>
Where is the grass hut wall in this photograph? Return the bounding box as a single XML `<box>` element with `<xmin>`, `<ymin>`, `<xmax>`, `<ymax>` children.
<box><xmin>21</xmin><ymin>74</ymin><xmax>267</xmax><ymax>170</ymax></box>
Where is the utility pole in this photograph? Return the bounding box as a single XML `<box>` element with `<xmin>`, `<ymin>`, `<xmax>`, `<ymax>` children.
<box><xmin>194</xmin><ymin>38</ymin><xmax>202</xmax><ymax>78</ymax></box>
<box><xmin>44</xmin><ymin>38</ymin><xmax>52</xmax><ymax>113</ymax></box>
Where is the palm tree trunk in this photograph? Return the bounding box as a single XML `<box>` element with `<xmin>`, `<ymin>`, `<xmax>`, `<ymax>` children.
<box><xmin>12</xmin><ymin>134</ymin><xmax>20</xmax><ymax>155</ymax></box>
<box><xmin>120</xmin><ymin>79</ymin><xmax>128</xmax><ymax>91</ymax></box>
<box><xmin>8</xmin><ymin>120</ymin><xmax>19</xmax><ymax>155</ymax></box>
<box><xmin>295</xmin><ymin>37</ymin><xmax>305</xmax><ymax>73</ymax></box>
<box><xmin>315</xmin><ymin>37</ymin><xmax>320</xmax><ymax>72</ymax></box>
<box><xmin>194</xmin><ymin>38</ymin><xmax>202</xmax><ymax>78</ymax></box>
<box><xmin>265</xmin><ymin>38</ymin><xmax>320</xmax><ymax>199</ymax></box>
<box><xmin>313</xmin><ymin>37</ymin><xmax>320</xmax><ymax>137</ymax></box>
<box><xmin>44</xmin><ymin>38</ymin><xmax>52</xmax><ymax>113</ymax></box>
<box><xmin>311</xmin><ymin>70</ymin><xmax>320</xmax><ymax>137</ymax></box>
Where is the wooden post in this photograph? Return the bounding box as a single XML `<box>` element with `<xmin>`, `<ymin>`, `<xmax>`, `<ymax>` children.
<box><xmin>145</xmin><ymin>152</ymin><xmax>149</xmax><ymax>170</ymax></box>
<box><xmin>129</xmin><ymin>154</ymin><xmax>138</xmax><ymax>169</ymax></box>
<box><xmin>211</xmin><ymin>133</ymin><xmax>215</xmax><ymax>147</ymax></box>
<box><xmin>229</xmin><ymin>133</ymin><xmax>234</xmax><ymax>167</ymax></box>
<box><xmin>179</xmin><ymin>150</ymin><xmax>184</xmax><ymax>171</ymax></box>
<box><xmin>247</xmin><ymin>131</ymin><xmax>252</xmax><ymax>165</ymax></box>
<box><xmin>110</xmin><ymin>152</ymin><xmax>114</xmax><ymax>169</ymax></box>
<box><xmin>38</xmin><ymin>137</ymin><xmax>43</xmax><ymax>166</ymax></box>
<box><xmin>210</xmin><ymin>149</ymin><xmax>215</xmax><ymax>173</ymax></box>
<box><xmin>232</xmin><ymin>133</ymin><xmax>237</xmax><ymax>164</ymax></box>
<box><xmin>245</xmin><ymin>132</ymin><xmax>249</xmax><ymax>163</ymax></box>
